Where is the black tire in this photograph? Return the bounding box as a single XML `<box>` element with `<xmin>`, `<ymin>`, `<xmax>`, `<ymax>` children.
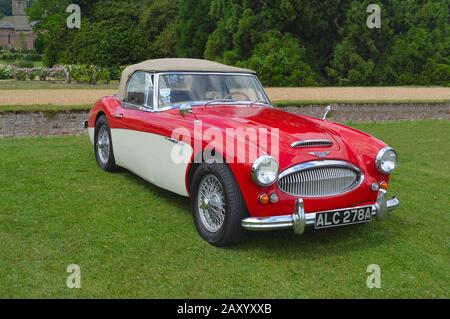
<box><xmin>191</xmin><ymin>163</ymin><xmax>247</xmax><ymax>247</ymax></box>
<box><xmin>94</xmin><ymin>115</ymin><xmax>118</xmax><ymax>172</ymax></box>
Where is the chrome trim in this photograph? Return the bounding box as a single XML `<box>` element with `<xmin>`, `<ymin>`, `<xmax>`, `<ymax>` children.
<box><xmin>291</xmin><ymin>139</ymin><xmax>333</xmax><ymax>148</ymax></box>
<box><xmin>165</xmin><ymin>137</ymin><xmax>183</xmax><ymax>145</ymax></box>
<box><xmin>374</xmin><ymin>189</ymin><xmax>400</xmax><ymax>219</ymax></box>
<box><xmin>292</xmin><ymin>199</ymin><xmax>306</xmax><ymax>234</ymax></box>
<box><xmin>241</xmin><ymin>194</ymin><xmax>400</xmax><ymax>233</ymax></box>
<box><xmin>322</xmin><ymin>105</ymin><xmax>334</xmax><ymax>120</ymax></box>
<box><xmin>251</xmin><ymin>155</ymin><xmax>279</xmax><ymax>187</ymax></box>
<box><xmin>375</xmin><ymin>147</ymin><xmax>398</xmax><ymax>175</ymax></box>
<box><xmin>277</xmin><ymin>160</ymin><xmax>364</xmax><ymax>198</ymax></box>
<box><xmin>155</xmin><ymin>72</ymin><xmax>271</xmax><ymax>112</ymax></box>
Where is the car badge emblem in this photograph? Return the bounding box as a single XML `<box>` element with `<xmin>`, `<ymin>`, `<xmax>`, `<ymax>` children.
<box><xmin>309</xmin><ymin>151</ymin><xmax>331</xmax><ymax>159</ymax></box>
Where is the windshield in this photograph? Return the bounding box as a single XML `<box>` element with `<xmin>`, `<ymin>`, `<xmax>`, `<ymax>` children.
<box><xmin>158</xmin><ymin>73</ymin><xmax>269</xmax><ymax>109</ymax></box>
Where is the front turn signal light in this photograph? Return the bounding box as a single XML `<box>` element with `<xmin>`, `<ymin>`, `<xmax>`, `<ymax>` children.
<box><xmin>259</xmin><ymin>193</ymin><xmax>270</xmax><ymax>205</ymax></box>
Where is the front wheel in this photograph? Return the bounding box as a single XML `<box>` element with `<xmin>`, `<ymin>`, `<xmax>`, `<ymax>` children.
<box><xmin>191</xmin><ymin>163</ymin><xmax>247</xmax><ymax>247</ymax></box>
<box><xmin>94</xmin><ymin>115</ymin><xmax>118</xmax><ymax>172</ymax></box>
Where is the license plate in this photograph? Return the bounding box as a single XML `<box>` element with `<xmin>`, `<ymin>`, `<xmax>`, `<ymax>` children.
<box><xmin>314</xmin><ymin>206</ymin><xmax>373</xmax><ymax>229</ymax></box>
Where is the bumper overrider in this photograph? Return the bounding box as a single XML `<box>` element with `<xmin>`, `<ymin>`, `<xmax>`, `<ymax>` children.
<box><xmin>242</xmin><ymin>189</ymin><xmax>399</xmax><ymax>234</ymax></box>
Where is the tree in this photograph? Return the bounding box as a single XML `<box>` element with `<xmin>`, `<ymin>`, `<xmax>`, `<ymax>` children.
<box><xmin>141</xmin><ymin>0</ymin><xmax>177</xmax><ymax>58</ymax></box>
<box><xmin>240</xmin><ymin>31</ymin><xmax>318</xmax><ymax>86</ymax></box>
<box><xmin>62</xmin><ymin>0</ymin><xmax>150</xmax><ymax>66</ymax></box>
<box><xmin>0</xmin><ymin>0</ymin><xmax>12</xmax><ymax>16</ymax></box>
<box><xmin>176</xmin><ymin>0</ymin><xmax>215</xmax><ymax>58</ymax></box>
<box><xmin>28</xmin><ymin>0</ymin><xmax>72</xmax><ymax>66</ymax></box>
<box><xmin>327</xmin><ymin>0</ymin><xmax>449</xmax><ymax>86</ymax></box>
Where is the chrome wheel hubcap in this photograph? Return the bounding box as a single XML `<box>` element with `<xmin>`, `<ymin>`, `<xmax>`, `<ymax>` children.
<box><xmin>197</xmin><ymin>174</ymin><xmax>226</xmax><ymax>233</ymax></box>
<box><xmin>97</xmin><ymin>126</ymin><xmax>110</xmax><ymax>164</ymax></box>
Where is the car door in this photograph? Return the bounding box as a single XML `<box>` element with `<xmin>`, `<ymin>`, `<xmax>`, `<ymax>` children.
<box><xmin>111</xmin><ymin>71</ymin><xmax>193</xmax><ymax>196</ymax></box>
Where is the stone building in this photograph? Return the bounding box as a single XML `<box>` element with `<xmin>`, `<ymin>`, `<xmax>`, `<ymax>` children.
<box><xmin>0</xmin><ymin>0</ymin><xmax>35</xmax><ymax>50</ymax></box>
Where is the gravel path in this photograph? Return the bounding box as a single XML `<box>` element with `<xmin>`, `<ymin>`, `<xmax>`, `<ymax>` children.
<box><xmin>0</xmin><ymin>87</ymin><xmax>449</xmax><ymax>105</ymax></box>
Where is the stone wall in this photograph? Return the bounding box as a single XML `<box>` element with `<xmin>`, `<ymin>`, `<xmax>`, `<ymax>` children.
<box><xmin>282</xmin><ymin>103</ymin><xmax>450</xmax><ymax>122</ymax></box>
<box><xmin>0</xmin><ymin>111</ymin><xmax>88</xmax><ymax>138</ymax></box>
<box><xmin>0</xmin><ymin>104</ymin><xmax>449</xmax><ymax>138</ymax></box>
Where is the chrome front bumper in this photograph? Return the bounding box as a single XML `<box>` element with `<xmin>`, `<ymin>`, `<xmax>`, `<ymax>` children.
<box><xmin>241</xmin><ymin>189</ymin><xmax>399</xmax><ymax>234</ymax></box>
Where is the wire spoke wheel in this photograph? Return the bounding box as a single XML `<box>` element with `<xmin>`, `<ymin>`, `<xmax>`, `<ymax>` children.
<box><xmin>96</xmin><ymin>125</ymin><xmax>110</xmax><ymax>164</ymax></box>
<box><xmin>197</xmin><ymin>174</ymin><xmax>226</xmax><ymax>233</ymax></box>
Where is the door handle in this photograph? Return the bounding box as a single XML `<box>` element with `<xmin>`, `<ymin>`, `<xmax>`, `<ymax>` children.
<box><xmin>114</xmin><ymin>113</ymin><xmax>124</xmax><ymax>119</ymax></box>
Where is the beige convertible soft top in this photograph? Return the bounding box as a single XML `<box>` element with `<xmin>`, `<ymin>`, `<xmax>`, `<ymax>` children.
<box><xmin>116</xmin><ymin>58</ymin><xmax>256</xmax><ymax>100</ymax></box>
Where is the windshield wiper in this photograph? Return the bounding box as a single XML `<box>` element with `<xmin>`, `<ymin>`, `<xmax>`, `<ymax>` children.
<box><xmin>204</xmin><ymin>98</ymin><xmax>239</xmax><ymax>106</ymax></box>
<box><xmin>251</xmin><ymin>100</ymin><xmax>273</xmax><ymax>107</ymax></box>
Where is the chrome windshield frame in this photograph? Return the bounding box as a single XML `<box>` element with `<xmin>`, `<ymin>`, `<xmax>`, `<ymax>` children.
<box><xmin>153</xmin><ymin>72</ymin><xmax>272</xmax><ymax>112</ymax></box>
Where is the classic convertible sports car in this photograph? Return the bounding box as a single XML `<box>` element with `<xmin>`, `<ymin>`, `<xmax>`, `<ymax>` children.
<box><xmin>86</xmin><ymin>58</ymin><xmax>399</xmax><ymax>247</ymax></box>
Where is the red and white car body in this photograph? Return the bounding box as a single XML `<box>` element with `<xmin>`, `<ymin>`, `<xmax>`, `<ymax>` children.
<box><xmin>86</xmin><ymin>59</ymin><xmax>399</xmax><ymax>246</ymax></box>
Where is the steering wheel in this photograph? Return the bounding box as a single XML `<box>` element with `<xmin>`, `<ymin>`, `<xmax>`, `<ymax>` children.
<box><xmin>226</xmin><ymin>91</ymin><xmax>251</xmax><ymax>101</ymax></box>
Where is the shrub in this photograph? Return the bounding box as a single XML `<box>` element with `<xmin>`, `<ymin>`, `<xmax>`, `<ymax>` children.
<box><xmin>39</xmin><ymin>69</ymin><xmax>49</xmax><ymax>81</ymax></box>
<box><xmin>50</xmin><ymin>69</ymin><xmax>66</xmax><ymax>81</ymax></box>
<box><xmin>240</xmin><ymin>31</ymin><xmax>319</xmax><ymax>87</ymax></box>
<box><xmin>15</xmin><ymin>70</ymin><xmax>27</xmax><ymax>81</ymax></box>
<box><xmin>0</xmin><ymin>67</ymin><xmax>13</xmax><ymax>79</ymax></box>
<box><xmin>15</xmin><ymin>60</ymin><xmax>34</xmax><ymax>68</ymax></box>
<box><xmin>24</xmin><ymin>54</ymin><xmax>43</xmax><ymax>62</ymax></box>
<box><xmin>27</xmin><ymin>69</ymin><xmax>40</xmax><ymax>81</ymax></box>
<box><xmin>97</xmin><ymin>68</ymin><xmax>111</xmax><ymax>84</ymax></box>
<box><xmin>109</xmin><ymin>66</ymin><xmax>121</xmax><ymax>81</ymax></box>
<box><xmin>69</xmin><ymin>65</ymin><xmax>101</xmax><ymax>84</ymax></box>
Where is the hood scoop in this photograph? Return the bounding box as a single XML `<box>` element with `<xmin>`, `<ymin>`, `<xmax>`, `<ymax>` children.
<box><xmin>291</xmin><ymin>139</ymin><xmax>334</xmax><ymax>148</ymax></box>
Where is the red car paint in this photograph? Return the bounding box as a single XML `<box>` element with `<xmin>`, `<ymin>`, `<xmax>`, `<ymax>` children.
<box><xmin>89</xmin><ymin>96</ymin><xmax>389</xmax><ymax>218</ymax></box>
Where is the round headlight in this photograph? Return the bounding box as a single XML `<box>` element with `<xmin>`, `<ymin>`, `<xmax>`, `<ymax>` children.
<box><xmin>252</xmin><ymin>155</ymin><xmax>279</xmax><ymax>186</ymax></box>
<box><xmin>376</xmin><ymin>147</ymin><xmax>398</xmax><ymax>174</ymax></box>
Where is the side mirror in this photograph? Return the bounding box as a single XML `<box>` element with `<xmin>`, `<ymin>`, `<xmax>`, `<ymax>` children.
<box><xmin>322</xmin><ymin>105</ymin><xmax>334</xmax><ymax>121</ymax></box>
<box><xmin>179</xmin><ymin>103</ymin><xmax>193</xmax><ymax>117</ymax></box>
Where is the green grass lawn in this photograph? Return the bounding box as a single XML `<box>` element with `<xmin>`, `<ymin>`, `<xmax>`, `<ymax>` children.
<box><xmin>0</xmin><ymin>120</ymin><xmax>449</xmax><ymax>298</ymax></box>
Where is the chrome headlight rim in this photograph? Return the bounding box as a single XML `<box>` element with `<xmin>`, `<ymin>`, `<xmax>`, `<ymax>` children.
<box><xmin>376</xmin><ymin>147</ymin><xmax>398</xmax><ymax>175</ymax></box>
<box><xmin>251</xmin><ymin>155</ymin><xmax>280</xmax><ymax>186</ymax></box>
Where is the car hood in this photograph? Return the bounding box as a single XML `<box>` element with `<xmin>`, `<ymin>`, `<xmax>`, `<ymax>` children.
<box><xmin>191</xmin><ymin>105</ymin><xmax>385</xmax><ymax>171</ymax></box>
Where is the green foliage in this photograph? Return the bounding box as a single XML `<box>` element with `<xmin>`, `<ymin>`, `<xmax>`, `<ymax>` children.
<box><xmin>29</xmin><ymin>0</ymin><xmax>450</xmax><ymax>86</ymax></box>
<box><xmin>0</xmin><ymin>0</ymin><xmax>12</xmax><ymax>16</ymax></box>
<box><xmin>176</xmin><ymin>0</ymin><xmax>215</xmax><ymax>58</ymax></box>
<box><xmin>15</xmin><ymin>60</ymin><xmax>34</xmax><ymax>68</ymax></box>
<box><xmin>27</xmin><ymin>69</ymin><xmax>39</xmax><ymax>80</ymax></box>
<box><xmin>239</xmin><ymin>31</ymin><xmax>318</xmax><ymax>86</ymax></box>
<box><xmin>141</xmin><ymin>0</ymin><xmax>177</xmax><ymax>58</ymax></box>
<box><xmin>327</xmin><ymin>0</ymin><xmax>450</xmax><ymax>86</ymax></box>
<box><xmin>38</xmin><ymin>68</ymin><xmax>49</xmax><ymax>81</ymax></box>
<box><xmin>24</xmin><ymin>54</ymin><xmax>43</xmax><ymax>62</ymax></box>
<box><xmin>67</xmin><ymin>64</ymin><xmax>111</xmax><ymax>84</ymax></box>
<box><xmin>15</xmin><ymin>70</ymin><xmax>27</xmax><ymax>81</ymax></box>
<box><xmin>0</xmin><ymin>67</ymin><xmax>12</xmax><ymax>79</ymax></box>
<box><xmin>61</xmin><ymin>1</ymin><xmax>150</xmax><ymax>67</ymax></box>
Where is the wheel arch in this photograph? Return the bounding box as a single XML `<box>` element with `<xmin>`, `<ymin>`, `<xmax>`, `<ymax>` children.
<box><xmin>95</xmin><ymin>111</ymin><xmax>106</xmax><ymax>125</ymax></box>
<box><xmin>186</xmin><ymin>150</ymin><xmax>229</xmax><ymax>197</ymax></box>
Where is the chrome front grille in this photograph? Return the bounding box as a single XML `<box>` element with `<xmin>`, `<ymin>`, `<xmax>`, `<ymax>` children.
<box><xmin>277</xmin><ymin>161</ymin><xmax>363</xmax><ymax>197</ymax></box>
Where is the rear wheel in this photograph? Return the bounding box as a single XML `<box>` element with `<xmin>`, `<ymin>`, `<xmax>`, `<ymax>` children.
<box><xmin>191</xmin><ymin>163</ymin><xmax>247</xmax><ymax>247</ymax></box>
<box><xmin>94</xmin><ymin>115</ymin><xmax>118</xmax><ymax>172</ymax></box>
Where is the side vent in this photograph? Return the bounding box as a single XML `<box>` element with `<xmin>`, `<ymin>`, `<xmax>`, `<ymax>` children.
<box><xmin>291</xmin><ymin>139</ymin><xmax>333</xmax><ymax>148</ymax></box>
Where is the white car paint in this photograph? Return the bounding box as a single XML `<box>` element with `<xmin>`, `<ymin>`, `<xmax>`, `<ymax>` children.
<box><xmin>109</xmin><ymin>129</ymin><xmax>193</xmax><ymax>197</ymax></box>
